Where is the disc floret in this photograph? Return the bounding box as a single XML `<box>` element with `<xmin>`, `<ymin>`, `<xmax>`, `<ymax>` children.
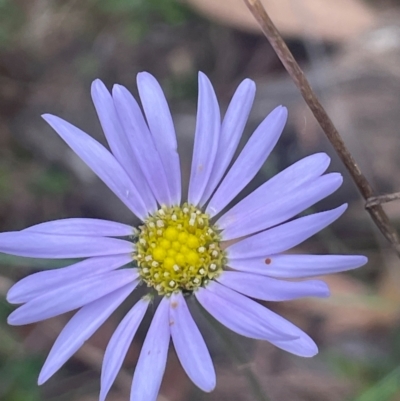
<box><xmin>136</xmin><ymin>203</ymin><xmax>224</xmax><ymax>295</ymax></box>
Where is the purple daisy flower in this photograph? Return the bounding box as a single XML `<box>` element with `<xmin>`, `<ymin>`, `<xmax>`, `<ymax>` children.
<box><xmin>0</xmin><ymin>72</ymin><xmax>367</xmax><ymax>400</ymax></box>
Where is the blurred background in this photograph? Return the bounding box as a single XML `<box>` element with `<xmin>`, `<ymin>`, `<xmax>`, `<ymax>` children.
<box><xmin>1</xmin><ymin>0</ymin><xmax>400</xmax><ymax>400</ymax></box>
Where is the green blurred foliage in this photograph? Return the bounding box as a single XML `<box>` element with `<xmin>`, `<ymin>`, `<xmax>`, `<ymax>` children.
<box><xmin>0</xmin><ymin>165</ymin><xmax>13</xmax><ymax>202</ymax></box>
<box><xmin>0</xmin><ymin>354</ymin><xmax>43</xmax><ymax>401</ymax></box>
<box><xmin>95</xmin><ymin>0</ymin><xmax>189</xmax><ymax>23</ymax></box>
<box><xmin>29</xmin><ymin>168</ymin><xmax>71</xmax><ymax>196</ymax></box>
<box><xmin>0</xmin><ymin>301</ymin><xmax>42</xmax><ymax>401</ymax></box>
<box><xmin>353</xmin><ymin>365</ymin><xmax>400</xmax><ymax>401</ymax></box>
<box><xmin>93</xmin><ymin>0</ymin><xmax>192</xmax><ymax>42</ymax></box>
<box><xmin>325</xmin><ymin>325</ymin><xmax>400</xmax><ymax>401</ymax></box>
<box><xmin>0</xmin><ymin>0</ymin><xmax>25</xmax><ymax>48</ymax></box>
<box><xmin>164</xmin><ymin>74</ymin><xmax>199</xmax><ymax>101</ymax></box>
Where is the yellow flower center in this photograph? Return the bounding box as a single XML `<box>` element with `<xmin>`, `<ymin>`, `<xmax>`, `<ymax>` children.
<box><xmin>136</xmin><ymin>203</ymin><xmax>224</xmax><ymax>295</ymax></box>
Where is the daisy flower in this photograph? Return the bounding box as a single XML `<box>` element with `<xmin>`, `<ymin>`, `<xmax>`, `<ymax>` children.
<box><xmin>0</xmin><ymin>72</ymin><xmax>367</xmax><ymax>401</ymax></box>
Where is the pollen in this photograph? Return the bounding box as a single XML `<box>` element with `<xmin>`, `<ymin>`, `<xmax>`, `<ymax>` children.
<box><xmin>136</xmin><ymin>203</ymin><xmax>225</xmax><ymax>295</ymax></box>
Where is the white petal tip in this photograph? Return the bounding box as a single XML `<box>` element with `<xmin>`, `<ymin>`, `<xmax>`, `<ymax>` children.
<box><xmin>200</xmin><ymin>380</ymin><xmax>216</xmax><ymax>393</ymax></box>
<box><xmin>280</xmin><ymin>105</ymin><xmax>288</xmax><ymax>117</ymax></box>
<box><xmin>269</xmin><ymin>105</ymin><xmax>288</xmax><ymax>121</ymax></box>
<box><xmin>41</xmin><ymin>113</ymin><xmax>53</xmax><ymax>121</ymax></box>
<box><xmin>303</xmin><ymin>350</ymin><xmax>318</xmax><ymax>358</ymax></box>
<box><xmin>240</xmin><ymin>78</ymin><xmax>256</xmax><ymax>90</ymax></box>
<box><xmin>315</xmin><ymin>152</ymin><xmax>332</xmax><ymax>169</ymax></box>
<box><xmin>243</xmin><ymin>77</ymin><xmax>256</xmax><ymax>85</ymax></box>
<box><xmin>330</xmin><ymin>203</ymin><xmax>348</xmax><ymax>217</ymax></box>
<box><xmin>91</xmin><ymin>79</ymin><xmax>108</xmax><ymax>95</ymax></box>
<box><xmin>6</xmin><ymin>292</ymin><xmax>21</xmax><ymax>304</ymax></box>
<box><xmin>319</xmin><ymin>284</ymin><xmax>331</xmax><ymax>298</ymax></box>
<box><xmin>295</xmin><ymin>341</ymin><xmax>319</xmax><ymax>358</ymax></box>
<box><xmin>92</xmin><ymin>78</ymin><xmax>103</xmax><ymax>85</ymax></box>
<box><xmin>318</xmin><ymin>152</ymin><xmax>331</xmax><ymax>162</ymax></box>
<box><xmin>198</xmin><ymin>71</ymin><xmax>211</xmax><ymax>85</ymax></box>
<box><xmin>7</xmin><ymin>313</ymin><xmax>19</xmax><ymax>326</ymax></box>
<box><xmin>357</xmin><ymin>255</ymin><xmax>368</xmax><ymax>266</ymax></box>
<box><xmin>37</xmin><ymin>372</ymin><xmax>49</xmax><ymax>386</ymax></box>
<box><xmin>112</xmin><ymin>84</ymin><xmax>124</xmax><ymax>96</ymax></box>
<box><xmin>307</xmin><ymin>346</ymin><xmax>319</xmax><ymax>357</ymax></box>
<box><xmin>137</xmin><ymin>71</ymin><xmax>153</xmax><ymax>80</ymax></box>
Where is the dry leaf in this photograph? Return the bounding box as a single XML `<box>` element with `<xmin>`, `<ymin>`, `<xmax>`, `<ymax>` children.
<box><xmin>183</xmin><ymin>0</ymin><xmax>376</xmax><ymax>42</ymax></box>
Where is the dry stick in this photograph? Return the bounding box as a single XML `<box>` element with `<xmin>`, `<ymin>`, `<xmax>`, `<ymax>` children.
<box><xmin>244</xmin><ymin>0</ymin><xmax>400</xmax><ymax>257</ymax></box>
<box><xmin>366</xmin><ymin>192</ymin><xmax>400</xmax><ymax>208</ymax></box>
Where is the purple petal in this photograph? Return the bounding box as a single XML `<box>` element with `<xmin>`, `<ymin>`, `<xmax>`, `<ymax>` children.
<box><xmin>199</xmin><ymin>79</ymin><xmax>256</xmax><ymax>205</ymax></box>
<box><xmin>130</xmin><ymin>296</ymin><xmax>170</xmax><ymax>401</ymax></box>
<box><xmin>206</xmin><ymin>106</ymin><xmax>287</xmax><ymax>217</ymax></box>
<box><xmin>137</xmin><ymin>72</ymin><xmax>181</xmax><ymax>205</ymax></box>
<box><xmin>7</xmin><ymin>254</ymin><xmax>133</xmax><ymax>304</ymax></box>
<box><xmin>228</xmin><ymin>254</ymin><xmax>367</xmax><ymax>278</ymax></box>
<box><xmin>91</xmin><ymin>79</ymin><xmax>157</xmax><ymax>214</ymax></box>
<box><xmin>220</xmin><ymin>173</ymin><xmax>343</xmax><ymax>240</ymax></box>
<box><xmin>226</xmin><ymin>204</ymin><xmax>347</xmax><ymax>259</ymax></box>
<box><xmin>216</xmin><ymin>271</ymin><xmax>329</xmax><ymax>301</ymax></box>
<box><xmin>262</xmin><ymin>312</ymin><xmax>318</xmax><ymax>357</ymax></box>
<box><xmin>24</xmin><ymin>218</ymin><xmax>133</xmax><ymax>237</ymax></box>
<box><xmin>195</xmin><ymin>281</ymin><xmax>296</xmax><ymax>341</ymax></box>
<box><xmin>0</xmin><ymin>231</ymin><xmax>134</xmax><ymax>259</ymax></box>
<box><xmin>200</xmin><ymin>282</ymin><xmax>317</xmax><ymax>357</ymax></box>
<box><xmin>38</xmin><ymin>282</ymin><xmax>136</xmax><ymax>385</ymax></box>
<box><xmin>170</xmin><ymin>292</ymin><xmax>215</xmax><ymax>392</ymax></box>
<box><xmin>112</xmin><ymin>84</ymin><xmax>172</xmax><ymax>206</ymax></box>
<box><xmin>100</xmin><ymin>298</ymin><xmax>149</xmax><ymax>401</ymax></box>
<box><xmin>42</xmin><ymin>114</ymin><xmax>148</xmax><ymax>219</ymax></box>
<box><xmin>8</xmin><ymin>269</ymin><xmax>138</xmax><ymax>325</ymax></box>
<box><xmin>217</xmin><ymin>153</ymin><xmax>330</xmax><ymax>227</ymax></box>
<box><xmin>188</xmin><ymin>72</ymin><xmax>221</xmax><ymax>206</ymax></box>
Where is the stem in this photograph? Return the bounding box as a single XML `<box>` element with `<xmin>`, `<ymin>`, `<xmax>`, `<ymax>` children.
<box><xmin>244</xmin><ymin>0</ymin><xmax>400</xmax><ymax>257</ymax></box>
<box><xmin>366</xmin><ymin>192</ymin><xmax>400</xmax><ymax>207</ymax></box>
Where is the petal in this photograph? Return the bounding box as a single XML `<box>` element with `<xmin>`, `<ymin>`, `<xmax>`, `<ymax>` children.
<box><xmin>217</xmin><ymin>152</ymin><xmax>330</xmax><ymax>227</ymax></box>
<box><xmin>198</xmin><ymin>282</ymin><xmax>317</xmax><ymax>357</ymax></box>
<box><xmin>7</xmin><ymin>254</ymin><xmax>133</xmax><ymax>304</ymax></box>
<box><xmin>130</xmin><ymin>296</ymin><xmax>170</xmax><ymax>401</ymax></box>
<box><xmin>8</xmin><ymin>269</ymin><xmax>139</xmax><ymax>325</ymax></box>
<box><xmin>226</xmin><ymin>204</ymin><xmax>347</xmax><ymax>259</ymax></box>
<box><xmin>216</xmin><ymin>271</ymin><xmax>329</xmax><ymax>301</ymax></box>
<box><xmin>42</xmin><ymin>114</ymin><xmax>148</xmax><ymax>219</ymax></box>
<box><xmin>24</xmin><ymin>218</ymin><xmax>134</xmax><ymax>237</ymax></box>
<box><xmin>38</xmin><ymin>282</ymin><xmax>136</xmax><ymax>385</ymax></box>
<box><xmin>228</xmin><ymin>254</ymin><xmax>367</xmax><ymax>278</ymax></box>
<box><xmin>188</xmin><ymin>72</ymin><xmax>221</xmax><ymax>206</ymax></box>
<box><xmin>170</xmin><ymin>292</ymin><xmax>215</xmax><ymax>392</ymax></box>
<box><xmin>199</xmin><ymin>79</ymin><xmax>256</xmax><ymax>205</ymax></box>
<box><xmin>195</xmin><ymin>281</ymin><xmax>296</xmax><ymax>341</ymax></box>
<box><xmin>263</xmin><ymin>313</ymin><xmax>318</xmax><ymax>357</ymax></box>
<box><xmin>0</xmin><ymin>231</ymin><xmax>134</xmax><ymax>259</ymax></box>
<box><xmin>220</xmin><ymin>173</ymin><xmax>343</xmax><ymax>240</ymax></box>
<box><xmin>206</xmin><ymin>106</ymin><xmax>287</xmax><ymax>217</ymax></box>
<box><xmin>100</xmin><ymin>298</ymin><xmax>149</xmax><ymax>401</ymax></box>
<box><xmin>137</xmin><ymin>72</ymin><xmax>181</xmax><ymax>205</ymax></box>
<box><xmin>91</xmin><ymin>79</ymin><xmax>157</xmax><ymax>214</ymax></box>
<box><xmin>113</xmin><ymin>84</ymin><xmax>172</xmax><ymax>206</ymax></box>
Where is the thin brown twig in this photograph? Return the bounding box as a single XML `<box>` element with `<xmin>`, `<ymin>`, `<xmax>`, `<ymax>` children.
<box><xmin>366</xmin><ymin>192</ymin><xmax>400</xmax><ymax>208</ymax></box>
<box><xmin>244</xmin><ymin>0</ymin><xmax>400</xmax><ymax>257</ymax></box>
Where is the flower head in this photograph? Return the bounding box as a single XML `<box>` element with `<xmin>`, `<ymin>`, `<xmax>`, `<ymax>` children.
<box><xmin>0</xmin><ymin>72</ymin><xmax>367</xmax><ymax>401</ymax></box>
